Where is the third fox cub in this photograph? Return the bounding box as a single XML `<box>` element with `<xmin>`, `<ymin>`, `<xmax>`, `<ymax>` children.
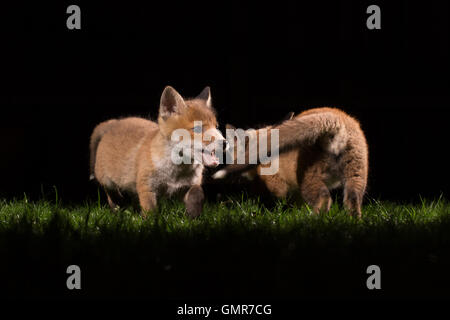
<box><xmin>90</xmin><ymin>86</ymin><xmax>226</xmax><ymax>218</ymax></box>
<box><xmin>214</xmin><ymin>107</ymin><xmax>369</xmax><ymax>218</ymax></box>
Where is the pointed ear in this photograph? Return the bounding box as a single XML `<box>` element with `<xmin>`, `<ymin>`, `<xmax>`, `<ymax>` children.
<box><xmin>225</xmin><ymin>124</ymin><xmax>239</xmax><ymax>144</ymax></box>
<box><xmin>196</xmin><ymin>86</ymin><xmax>212</xmax><ymax>108</ymax></box>
<box><xmin>159</xmin><ymin>86</ymin><xmax>187</xmax><ymax>120</ymax></box>
<box><xmin>283</xmin><ymin>112</ymin><xmax>295</xmax><ymax>121</ymax></box>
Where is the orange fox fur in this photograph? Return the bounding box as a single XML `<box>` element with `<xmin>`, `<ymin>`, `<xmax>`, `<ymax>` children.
<box><xmin>214</xmin><ymin>107</ymin><xmax>369</xmax><ymax>218</ymax></box>
<box><xmin>90</xmin><ymin>86</ymin><xmax>225</xmax><ymax>218</ymax></box>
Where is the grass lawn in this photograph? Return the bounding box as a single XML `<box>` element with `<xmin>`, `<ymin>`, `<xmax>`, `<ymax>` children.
<box><xmin>1</xmin><ymin>194</ymin><xmax>450</xmax><ymax>299</ymax></box>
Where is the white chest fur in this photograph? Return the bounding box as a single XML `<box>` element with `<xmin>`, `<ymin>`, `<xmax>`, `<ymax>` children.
<box><xmin>150</xmin><ymin>146</ymin><xmax>204</xmax><ymax>196</ymax></box>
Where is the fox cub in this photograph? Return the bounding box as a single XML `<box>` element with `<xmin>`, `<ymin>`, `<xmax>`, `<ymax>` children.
<box><xmin>214</xmin><ymin>107</ymin><xmax>368</xmax><ymax>218</ymax></box>
<box><xmin>90</xmin><ymin>86</ymin><xmax>226</xmax><ymax>218</ymax></box>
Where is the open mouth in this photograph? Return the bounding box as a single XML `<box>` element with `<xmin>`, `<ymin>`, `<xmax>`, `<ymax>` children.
<box><xmin>202</xmin><ymin>148</ymin><xmax>219</xmax><ymax>167</ymax></box>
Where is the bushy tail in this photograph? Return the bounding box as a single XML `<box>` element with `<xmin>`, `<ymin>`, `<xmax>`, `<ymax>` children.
<box><xmin>213</xmin><ymin>112</ymin><xmax>347</xmax><ymax>178</ymax></box>
<box><xmin>89</xmin><ymin>119</ymin><xmax>117</xmax><ymax>180</ymax></box>
<box><xmin>274</xmin><ymin>112</ymin><xmax>347</xmax><ymax>155</ymax></box>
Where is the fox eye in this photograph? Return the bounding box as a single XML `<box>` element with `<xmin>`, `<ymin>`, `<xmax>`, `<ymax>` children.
<box><xmin>192</xmin><ymin>125</ymin><xmax>202</xmax><ymax>133</ymax></box>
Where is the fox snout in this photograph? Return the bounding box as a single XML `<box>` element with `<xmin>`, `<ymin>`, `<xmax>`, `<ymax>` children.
<box><xmin>201</xmin><ymin>137</ymin><xmax>229</xmax><ymax>168</ymax></box>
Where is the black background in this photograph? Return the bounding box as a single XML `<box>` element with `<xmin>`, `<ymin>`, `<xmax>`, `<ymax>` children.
<box><xmin>1</xmin><ymin>0</ymin><xmax>449</xmax><ymax>202</ymax></box>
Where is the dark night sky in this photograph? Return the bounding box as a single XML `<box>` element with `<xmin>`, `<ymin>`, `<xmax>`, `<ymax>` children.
<box><xmin>1</xmin><ymin>1</ymin><xmax>449</xmax><ymax>202</ymax></box>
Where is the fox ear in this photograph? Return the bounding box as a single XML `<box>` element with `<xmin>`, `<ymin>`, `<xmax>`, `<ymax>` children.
<box><xmin>225</xmin><ymin>124</ymin><xmax>240</xmax><ymax>143</ymax></box>
<box><xmin>284</xmin><ymin>112</ymin><xmax>295</xmax><ymax>121</ymax></box>
<box><xmin>196</xmin><ymin>86</ymin><xmax>212</xmax><ymax>108</ymax></box>
<box><xmin>159</xmin><ymin>86</ymin><xmax>187</xmax><ymax>120</ymax></box>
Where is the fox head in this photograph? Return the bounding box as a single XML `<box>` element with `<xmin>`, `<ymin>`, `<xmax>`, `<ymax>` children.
<box><xmin>222</xmin><ymin>111</ymin><xmax>294</xmax><ymax>166</ymax></box>
<box><xmin>212</xmin><ymin>112</ymin><xmax>292</xmax><ymax>180</ymax></box>
<box><xmin>158</xmin><ymin>86</ymin><xmax>227</xmax><ymax>167</ymax></box>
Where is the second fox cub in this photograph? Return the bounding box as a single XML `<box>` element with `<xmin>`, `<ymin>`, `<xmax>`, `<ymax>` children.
<box><xmin>214</xmin><ymin>107</ymin><xmax>369</xmax><ymax>218</ymax></box>
<box><xmin>90</xmin><ymin>86</ymin><xmax>226</xmax><ymax>218</ymax></box>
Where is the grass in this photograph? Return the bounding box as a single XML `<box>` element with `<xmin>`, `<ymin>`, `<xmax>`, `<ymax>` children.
<box><xmin>1</xmin><ymin>194</ymin><xmax>450</xmax><ymax>299</ymax></box>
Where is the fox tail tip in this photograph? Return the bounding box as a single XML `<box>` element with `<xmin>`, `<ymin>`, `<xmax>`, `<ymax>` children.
<box><xmin>212</xmin><ymin>169</ymin><xmax>227</xmax><ymax>180</ymax></box>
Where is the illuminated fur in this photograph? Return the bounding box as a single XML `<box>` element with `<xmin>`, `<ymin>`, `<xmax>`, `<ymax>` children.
<box><xmin>214</xmin><ymin>107</ymin><xmax>368</xmax><ymax>218</ymax></box>
<box><xmin>90</xmin><ymin>86</ymin><xmax>225</xmax><ymax>218</ymax></box>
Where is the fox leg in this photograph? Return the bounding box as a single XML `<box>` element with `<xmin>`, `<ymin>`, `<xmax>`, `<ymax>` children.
<box><xmin>136</xmin><ymin>183</ymin><xmax>157</xmax><ymax>218</ymax></box>
<box><xmin>300</xmin><ymin>172</ymin><xmax>332</xmax><ymax>214</ymax></box>
<box><xmin>260</xmin><ymin>175</ymin><xmax>289</xmax><ymax>198</ymax></box>
<box><xmin>343</xmin><ymin>178</ymin><xmax>365</xmax><ymax>218</ymax></box>
<box><xmin>184</xmin><ymin>185</ymin><xmax>205</xmax><ymax>218</ymax></box>
<box><xmin>341</xmin><ymin>150</ymin><xmax>367</xmax><ymax>218</ymax></box>
<box><xmin>104</xmin><ymin>188</ymin><xmax>123</xmax><ymax>211</ymax></box>
<box><xmin>105</xmin><ymin>190</ymin><xmax>119</xmax><ymax>211</ymax></box>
